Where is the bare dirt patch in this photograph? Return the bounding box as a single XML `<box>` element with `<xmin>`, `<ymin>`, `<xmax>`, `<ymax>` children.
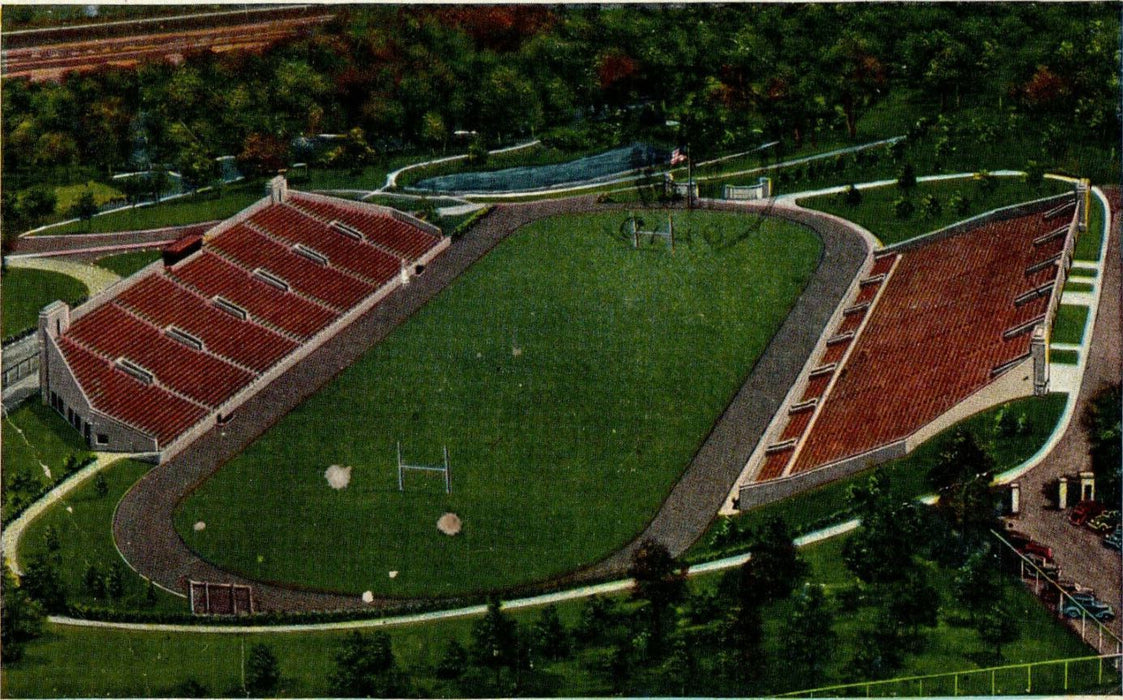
<box><xmin>324</xmin><ymin>465</ymin><xmax>352</xmax><ymax>490</ymax></box>
<box><xmin>437</xmin><ymin>512</ymin><xmax>462</xmax><ymax>536</ymax></box>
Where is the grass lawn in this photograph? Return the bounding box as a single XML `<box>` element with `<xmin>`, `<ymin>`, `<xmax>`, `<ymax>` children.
<box><xmin>1074</xmin><ymin>192</ymin><xmax>1105</xmax><ymax>261</ymax></box>
<box><xmin>1063</xmin><ymin>280</ymin><xmax>1094</xmax><ymax>294</ymax></box>
<box><xmin>41</xmin><ymin>182</ymin><xmax>264</xmax><ymax>235</ymax></box>
<box><xmin>175</xmin><ymin>210</ymin><xmax>822</xmax><ymax>597</ymax></box>
<box><xmin>3</xmin><ymin>534</ymin><xmax>1098</xmax><ymax>698</ymax></box>
<box><xmin>18</xmin><ymin>457</ymin><xmax>184</xmax><ymax>613</ymax></box>
<box><xmin>797</xmin><ymin>177</ymin><xmax>1071</xmax><ymax>246</ymax></box>
<box><xmin>1050</xmin><ymin>349</ymin><xmax>1080</xmax><ymax>365</ymax></box>
<box><xmin>1</xmin><ymin>267</ymin><xmax>88</xmax><ymax>340</ymax></box>
<box><xmin>53</xmin><ymin>181</ymin><xmax>125</xmax><ymax>215</ymax></box>
<box><xmin>688</xmin><ymin>393</ymin><xmax>1068</xmax><ymax>563</ymax></box>
<box><xmin>1051</xmin><ymin>305</ymin><xmax>1089</xmax><ymax>345</ymax></box>
<box><xmin>94</xmin><ymin>250</ymin><xmax>162</xmax><ymax>277</ymax></box>
<box><xmin>1</xmin><ymin>400</ymin><xmax>90</xmax><ymax>521</ymax></box>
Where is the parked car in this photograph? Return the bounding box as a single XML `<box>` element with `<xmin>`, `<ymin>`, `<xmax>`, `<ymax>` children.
<box><xmin>1053</xmin><ymin>579</ymin><xmax>1095</xmax><ymax>597</ymax></box>
<box><xmin>1060</xmin><ymin>597</ymin><xmax>1116</xmax><ymax>622</ymax></box>
<box><xmin>1069</xmin><ymin>500</ymin><xmax>1105</xmax><ymax>527</ymax></box>
<box><xmin>1006</xmin><ymin>531</ymin><xmax>1054</xmax><ymax>560</ymax></box>
<box><xmin>1087</xmin><ymin>510</ymin><xmax>1120</xmax><ymax>533</ymax></box>
<box><xmin>1104</xmin><ymin>525</ymin><xmax>1122</xmax><ymax>551</ymax></box>
<box><xmin>1021</xmin><ymin>552</ymin><xmax>1060</xmax><ymax>577</ymax></box>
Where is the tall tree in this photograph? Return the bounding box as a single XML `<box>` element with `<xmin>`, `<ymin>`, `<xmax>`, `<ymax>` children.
<box><xmin>470</xmin><ymin>599</ymin><xmax>520</xmax><ymax>675</ymax></box>
<box><xmin>1084</xmin><ymin>383</ymin><xmax>1121</xmax><ymax>506</ymax></box>
<box><xmin>245</xmin><ymin>643</ymin><xmax>281</xmax><ymax>696</ymax></box>
<box><xmin>328</xmin><ymin>631</ymin><xmax>407</xmax><ymax>698</ymax></box>
<box><xmin>784</xmin><ymin>584</ymin><xmax>836</xmax><ymax>687</ymax></box>
<box><xmin>20</xmin><ymin>555</ymin><xmax>66</xmax><ymax>613</ymax></box>
<box><xmin>1</xmin><ymin>561</ymin><xmax>44</xmax><ymax>663</ymax></box>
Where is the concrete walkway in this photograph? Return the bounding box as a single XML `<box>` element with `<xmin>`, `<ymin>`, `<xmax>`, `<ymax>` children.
<box><xmin>5</xmin><ymin>256</ymin><xmax>119</xmax><ymax>295</ymax></box>
<box><xmin>1</xmin><ymin>452</ymin><xmax>141</xmax><ymax>575</ymax></box>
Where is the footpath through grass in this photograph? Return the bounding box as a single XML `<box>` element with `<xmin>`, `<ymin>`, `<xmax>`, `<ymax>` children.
<box><xmin>1</xmin><ymin>267</ymin><xmax>88</xmax><ymax>341</ymax></box>
<box><xmin>797</xmin><ymin>177</ymin><xmax>1071</xmax><ymax>246</ymax></box>
<box><xmin>176</xmin><ymin>210</ymin><xmax>822</xmax><ymax>597</ymax></box>
<box><xmin>689</xmin><ymin>393</ymin><xmax>1068</xmax><ymax>563</ymax></box>
<box><xmin>94</xmin><ymin>250</ymin><xmax>162</xmax><ymax>277</ymax></box>
<box><xmin>41</xmin><ymin>182</ymin><xmax>264</xmax><ymax>235</ymax></box>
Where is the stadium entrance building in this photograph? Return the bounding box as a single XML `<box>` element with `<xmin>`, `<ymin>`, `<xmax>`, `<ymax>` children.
<box><xmin>39</xmin><ymin>177</ymin><xmax>449</xmax><ymax>462</ymax></box>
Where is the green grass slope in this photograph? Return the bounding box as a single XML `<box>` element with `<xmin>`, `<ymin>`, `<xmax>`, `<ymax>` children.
<box><xmin>1</xmin><ymin>268</ymin><xmax>88</xmax><ymax>340</ymax></box>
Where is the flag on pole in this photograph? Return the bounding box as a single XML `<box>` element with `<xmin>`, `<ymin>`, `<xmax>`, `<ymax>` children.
<box><xmin>670</xmin><ymin>147</ymin><xmax>687</xmax><ymax>166</ymax></box>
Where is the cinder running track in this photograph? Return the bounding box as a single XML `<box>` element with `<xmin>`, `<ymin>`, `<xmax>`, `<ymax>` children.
<box><xmin>112</xmin><ymin>196</ymin><xmax>870</xmax><ymax>612</ymax></box>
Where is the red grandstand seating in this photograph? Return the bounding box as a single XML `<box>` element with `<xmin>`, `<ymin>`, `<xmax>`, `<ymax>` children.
<box><xmin>170</xmin><ymin>252</ymin><xmax>337</xmax><ymax>339</ymax></box>
<box><xmin>116</xmin><ymin>274</ymin><xmax>298</xmax><ymax>373</ymax></box>
<box><xmin>209</xmin><ymin>225</ymin><xmax>375</xmax><ymax>310</ymax></box>
<box><xmin>757</xmin><ymin>448</ymin><xmax>794</xmax><ymax>482</ymax></box>
<box><xmin>57</xmin><ymin>337</ymin><xmax>208</xmax><ymax>444</ymax></box>
<box><xmin>67</xmin><ymin>303</ymin><xmax>254</xmax><ymax>407</ymax></box>
<box><xmin>801</xmin><ymin>373</ymin><xmax>832</xmax><ymax>402</ymax></box>
<box><xmin>248</xmin><ymin>204</ymin><xmax>402</xmax><ymax>286</ymax></box>
<box><xmin>288</xmin><ymin>194</ymin><xmax>441</xmax><ymax>261</ymax></box>
<box><xmin>787</xmin><ymin>206</ymin><xmax>1064</xmax><ymax>474</ymax></box>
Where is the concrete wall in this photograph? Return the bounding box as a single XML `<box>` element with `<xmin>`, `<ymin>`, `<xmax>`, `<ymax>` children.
<box><xmin>41</xmin><ymin>332</ymin><xmax>158</xmax><ymax>453</ymax></box>
<box><xmin>738</xmin><ymin>440</ymin><xmax>907</xmax><ymax>510</ymax></box>
<box><xmin>882</xmin><ymin>192</ymin><xmax>1073</xmax><ymax>255</ymax></box>
<box><xmin>2</xmin><ymin>334</ymin><xmax>39</xmax><ymax>388</ymax></box>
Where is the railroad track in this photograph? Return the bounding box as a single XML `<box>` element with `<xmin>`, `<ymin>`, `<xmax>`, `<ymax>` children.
<box><xmin>2</xmin><ymin>13</ymin><xmax>334</xmax><ymax>81</ymax></box>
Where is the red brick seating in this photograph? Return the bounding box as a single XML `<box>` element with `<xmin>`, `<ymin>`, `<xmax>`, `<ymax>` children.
<box><xmin>116</xmin><ymin>274</ymin><xmax>298</xmax><ymax>373</ymax></box>
<box><xmin>788</xmin><ymin>207</ymin><xmax>1063</xmax><ymax>475</ymax></box>
<box><xmin>209</xmin><ymin>225</ymin><xmax>375</xmax><ymax>311</ymax></box>
<box><xmin>68</xmin><ymin>304</ymin><xmax>255</xmax><ymax>408</ymax></box>
<box><xmin>57</xmin><ymin>337</ymin><xmax>208</xmax><ymax>444</ymax></box>
<box><xmin>289</xmin><ymin>194</ymin><xmax>441</xmax><ymax>262</ymax></box>
<box><xmin>249</xmin><ymin>204</ymin><xmax>402</xmax><ymax>286</ymax></box>
<box><xmin>170</xmin><ymin>252</ymin><xmax>337</xmax><ymax>339</ymax></box>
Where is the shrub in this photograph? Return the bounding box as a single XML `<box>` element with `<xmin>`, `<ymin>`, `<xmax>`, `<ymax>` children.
<box><xmin>921</xmin><ymin>194</ymin><xmax>943</xmax><ymax>219</ymax></box>
<box><xmin>1025</xmin><ymin>160</ymin><xmax>1045</xmax><ymax>188</ymax></box>
<box><xmin>844</xmin><ymin>184</ymin><xmax>863</xmax><ymax>207</ymax></box>
<box><xmin>894</xmin><ymin>198</ymin><xmax>915</xmax><ymax>220</ymax></box>
<box><xmin>950</xmin><ymin>191</ymin><xmax>972</xmax><ymax>216</ymax></box>
<box><xmin>897</xmin><ymin>162</ymin><xmax>917</xmax><ymax>191</ymax></box>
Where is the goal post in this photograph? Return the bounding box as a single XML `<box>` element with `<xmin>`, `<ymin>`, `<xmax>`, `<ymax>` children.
<box><xmin>628</xmin><ymin>212</ymin><xmax>675</xmax><ymax>252</ymax></box>
<box><xmin>397</xmin><ymin>442</ymin><xmax>451</xmax><ymax>494</ymax></box>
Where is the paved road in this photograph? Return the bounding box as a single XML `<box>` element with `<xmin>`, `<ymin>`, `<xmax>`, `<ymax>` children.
<box><xmin>10</xmin><ymin>222</ymin><xmax>212</xmax><ymax>261</ymax></box>
<box><xmin>1004</xmin><ymin>186</ymin><xmax>1121</xmax><ymax>650</ymax></box>
<box><xmin>111</xmin><ymin>196</ymin><xmax>870</xmax><ymax>613</ymax></box>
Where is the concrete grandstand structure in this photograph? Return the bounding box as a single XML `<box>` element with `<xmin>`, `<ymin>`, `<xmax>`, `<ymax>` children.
<box><xmin>736</xmin><ymin>187</ymin><xmax>1085</xmax><ymax>510</ymax></box>
<box><xmin>37</xmin><ymin>177</ymin><xmax>448</xmax><ymax>463</ymax></box>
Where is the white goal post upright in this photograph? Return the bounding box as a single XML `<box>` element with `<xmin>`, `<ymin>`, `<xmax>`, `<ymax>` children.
<box><xmin>629</xmin><ymin>212</ymin><xmax>675</xmax><ymax>252</ymax></box>
<box><xmin>397</xmin><ymin>442</ymin><xmax>451</xmax><ymax>494</ymax></box>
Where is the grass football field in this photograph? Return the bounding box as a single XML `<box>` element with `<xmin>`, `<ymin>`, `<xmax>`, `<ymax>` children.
<box><xmin>174</xmin><ymin>210</ymin><xmax>822</xmax><ymax>597</ymax></box>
